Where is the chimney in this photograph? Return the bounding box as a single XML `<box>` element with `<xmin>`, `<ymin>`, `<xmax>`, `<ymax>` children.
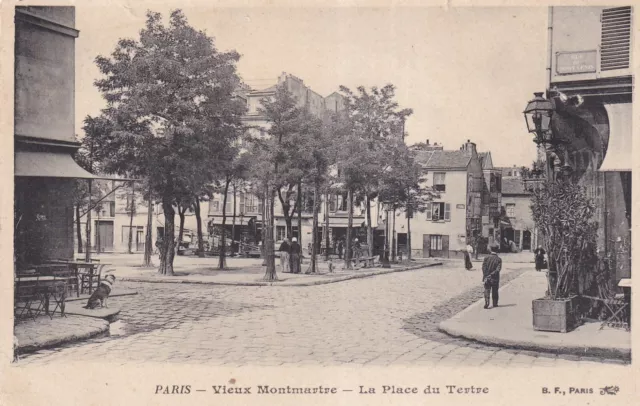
<box><xmin>462</xmin><ymin>139</ymin><xmax>477</xmax><ymax>156</ymax></box>
<box><xmin>426</xmin><ymin>139</ymin><xmax>430</xmax><ymax>146</ymax></box>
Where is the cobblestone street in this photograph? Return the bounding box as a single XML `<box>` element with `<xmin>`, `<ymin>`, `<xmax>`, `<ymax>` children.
<box><xmin>17</xmin><ymin>264</ymin><xmax>626</xmax><ymax>367</ymax></box>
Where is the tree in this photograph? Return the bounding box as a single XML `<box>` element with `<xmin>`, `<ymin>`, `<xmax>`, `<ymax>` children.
<box><xmin>339</xmin><ymin>84</ymin><xmax>413</xmax><ymax>259</ymax></box>
<box><xmin>530</xmin><ymin>178</ymin><xmax>598</xmax><ymax>299</ymax></box>
<box><xmin>88</xmin><ymin>10</ymin><xmax>245</xmax><ymax>274</ymax></box>
<box><xmin>257</xmin><ymin>84</ymin><xmax>307</xmax><ymax>238</ymax></box>
<box><xmin>380</xmin><ymin>140</ymin><xmax>438</xmax><ymax>260</ymax></box>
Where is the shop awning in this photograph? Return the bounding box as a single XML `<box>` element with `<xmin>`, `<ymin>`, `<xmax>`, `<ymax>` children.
<box><xmin>15</xmin><ymin>151</ymin><xmax>131</xmax><ymax>180</ymax></box>
<box><xmin>599</xmin><ymin>103</ymin><xmax>631</xmax><ymax>172</ymax></box>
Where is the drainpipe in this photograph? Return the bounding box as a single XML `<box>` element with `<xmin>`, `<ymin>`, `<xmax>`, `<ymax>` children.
<box><xmin>546</xmin><ymin>7</ymin><xmax>554</xmax><ymax>96</ymax></box>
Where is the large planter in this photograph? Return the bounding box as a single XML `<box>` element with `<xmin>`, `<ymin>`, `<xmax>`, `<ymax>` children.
<box><xmin>532</xmin><ymin>296</ymin><xmax>581</xmax><ymax>333</ymax></box>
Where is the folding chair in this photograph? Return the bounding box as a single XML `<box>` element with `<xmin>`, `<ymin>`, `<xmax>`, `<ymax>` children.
<box><xmin>14</xmin><ymin>277</ymin><xmax>45</xmax><ymax>322</ymax></box>
<box><xmin>600</xmin><ymin>295</ymin><xmax>629</xmax><ymax>330</ymax></box>
<box><xmin>80</xmin><ymin>264</ymin><xmax>106</xmax><ymax>295</ymax></box>
<box><xmin>47</xmin><ymin>277</ymin><xmax>68</xmax><ymax>319</ymax></box>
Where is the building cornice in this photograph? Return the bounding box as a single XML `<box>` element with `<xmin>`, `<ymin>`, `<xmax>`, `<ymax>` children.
<box><xmin>15</xmin><ymin>9</ymin><xmax>79</xmax><ymax>38</ymax></box>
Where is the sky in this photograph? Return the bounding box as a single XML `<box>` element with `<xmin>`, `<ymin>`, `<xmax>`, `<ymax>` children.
<box><xmin>74</xmin><ymin>5</ymin><xmax>549</xmax><ymax>167</ymax></box>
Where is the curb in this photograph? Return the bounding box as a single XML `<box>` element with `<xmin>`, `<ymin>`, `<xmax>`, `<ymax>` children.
<box><xmin>437</xmin><ymin>272</ymin><xmax>631</xmax><ymax>361</ymax></box>
<box><xmin>65</xmin><ymin>291</ymin><xmax>139</xmax><ymax>302</ymax></box>
<box><xmin>119</xmin><ymin>262</ymin><xmax>443</xmax><ymax>287</ymax></box>
<box><xmin>15</xmin><ymin>317</ymin><xmax>109</xmax><ymax>356</ymax></box>
<box><xmin>439</xmin><ymin>320</ymin><xmax>631</xmax><ymax>361</ymax></box>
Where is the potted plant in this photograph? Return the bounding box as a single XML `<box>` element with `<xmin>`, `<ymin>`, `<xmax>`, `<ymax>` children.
<box><xmin>530</xmin><ymin>178</ymin><xmax>598</xmax><ymax>333</ymax></box>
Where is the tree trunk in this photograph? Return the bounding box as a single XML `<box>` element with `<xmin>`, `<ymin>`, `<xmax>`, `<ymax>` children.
<box><xmin>177</xmin><ymin>206</ymin><xmax>186</xmax><ymax>255</ymax></box>
<box><xmin>85</xmin><ymin>178</ymin><xmax>92</xmax><ymax>262</ymax></box>
<box><xmin>263</xmin><ymin>182</ymin><xmax>278</xmax><ymax>281</ymax></box>
<box><xmin>158</xmin><ymin>198</ymin><xmax>176</xmax><ymax>275</ymax></box>
<box><xmin>366</xmin><ymin>194</ymin><xmax>373</xmax><ymax>257</ymax></box>
<box><xmin>392</xmin><ymin>208</ymin><xmax>396</xmax><ymax>262</ymax></box>
<box><xmin>143</xmin><ymin>196</ymin><xmax>153</xmax><ymax>267</ymax></box>
<box><xmin>297</xmin><ymin>179</ymin><xmax>302</xmax><ymax>246</ymax></box>
<box><xmin>76</xmin><ymin>205</ymin><xmax>83</xmax><ymax>254</ymax></box>
<box><xmin>407</xmin><ymin>210</ymin><xmax>412</xmax><ymax>260</ymax></box>
<box><xmin>345</xmin><ymin>188</ymin><xmax>353</xmax><ymax>269</ymax></box>
<box><xmin>194</xmin><ymin>198</ymin><xmax>205</xmax><ymax>258</ymax></box>
<box><xmin>219</xmin><ymin>178</ymin><xmax>230</xmax><ymax>269</ymax></box>
<box><xmin>324</xmin><ymin>191</ymin><xmax>330</xmax><ymax>261</ymax></box>
<box><xmin>231</xmin><ymin>183</ymin><xmax>237</xmax><ymax>255</ymax></box>
<box><xmin>309</xmin><ymin>185</ymin><xmax>319</xmax><ymax>273</ymax></box>
<box><xmin>127</xmin><ymin>184</ymin><xmax>135</xmax><ymax>254</ymax></box>
<box><xmin>261</xmin><ymin>192</ymin><xmax>266</xmax><ymax>265</ymax></box>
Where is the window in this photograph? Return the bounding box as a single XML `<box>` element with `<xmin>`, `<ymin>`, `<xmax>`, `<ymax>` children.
<box><xmin>276</xmin><ymin>226</ymin><xmax>286</xmax><ymax>242</ymax></box>
<box><xmin>329</xmin><ymin>194</ymin><xmax>337</xmax><ymax>212</ymax></box>
<box><xmin>303</xmin><ymin>192</ymin><xmax>315</xmax><ymax>213</ymax></box>
<box><xmin>433</xmin><ymin>172</ymin><xmax>446</xmax><ymax>192</ymax></box>
<box><xmin>122</xmin><ymin>226</ymin><xmax>144</xmax><ymax>242</ymax></box>
<box><xmin>258</xmin><ymin>197</ymin><xmax>264</xmax><ymax>214</ymax></box>
<box><xmin>601</xmin><ymin>7</ymin><xmax>632</xmax><ymax>71</ymax></box>
<box><xmin>506</xmin><ymin>203</ymin><xmax>516</xmax><ymax>218</ymax></box>
<box><xmin>210</xmin><ymin>200</ymin><xmax>220</xmax><ymax>213</ymax></box>
<box><xmin>338</xmin><ymin>192</ymin><xmax>348</xmax><ymax>211</ymax></box>
<box><xmin>428</xmin><ymin>202</ymin><xmax>450</xmax><ymax>221</ymax></box>
<box><xmin>244</xmin><ymin>194</ymin><xmax>258</xmax><ymax>213</ymax></box>
<box><xmin>109</xmin><ymin>201</ymin><xmax>116</xmax><ymax>217</ymax></box>
<box><xmin>225</xmin><ymin>195</ymin><xmax>233</xmax><ymax>214</ymax></box>
<box><xmin>430</xmin><ymin>235</ymin><xmax>442</xmax><ymax>250</ymax></box>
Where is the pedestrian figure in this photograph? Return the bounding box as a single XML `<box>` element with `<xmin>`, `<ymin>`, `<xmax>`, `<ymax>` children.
<box><xmin>337</xmin><ymin>240</ymin><xmax>344</xmax><ymax>260</ymax></box>
<box><xmin>534</xmin><ymin>245</ymin><xmax>546</xmax><ymax>271</ymax></box>
<box><xmin>278</xmin><ymin>238</ymin><xmax>291</xmax><ymax>273</ymax></box>
<box><xmin>290</xmin><ymin>237</ymin><xmax>301</xmax><ymax>274</ymax></box>
<box><xmin>482</xmin><ymin>245</ymin><xmax>502</xmax><ymax>309</ymax></box>
<box><xmin>464</xmin><ymin>243</ymin><xmax>474</xmax><ymax>270</ymax></box>
<box><xmin>353</xmin><ymin>238</ymin><xmax>362</xmax><ymax>267</ymax></box>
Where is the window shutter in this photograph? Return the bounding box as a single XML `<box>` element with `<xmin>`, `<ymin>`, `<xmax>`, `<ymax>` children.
<box><xmin>444</xmin><ymin>203</ymin><xmax>451</xmax><ymax>221</ymax></box>
<box><xmin>426</xmin><ymin>203</ymin><xmax>432</xmax><ymax>220</ymax></box>
<box><xmin>601</xmin><ymin>7</ymin><xmax>632</xmax><ymax>71</ymax></box>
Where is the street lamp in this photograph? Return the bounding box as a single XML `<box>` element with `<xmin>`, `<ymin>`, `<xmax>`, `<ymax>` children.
<box><xmin>523</xmin><ymin>92</ymin><xmax>554</xmax><ymax>145</ymax></box>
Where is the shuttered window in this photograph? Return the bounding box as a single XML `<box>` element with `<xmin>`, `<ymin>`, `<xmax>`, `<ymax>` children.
<box><xmin>601</xmin><ymin>7</ymin><xmax>632</xmax><ymax>71</ymax></box>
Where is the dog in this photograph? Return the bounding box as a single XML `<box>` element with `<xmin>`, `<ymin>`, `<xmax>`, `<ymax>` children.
<box><xmin>83</xmin><ymin>274</ymin><xmax>116</xmax><ymax>309</ymax></box>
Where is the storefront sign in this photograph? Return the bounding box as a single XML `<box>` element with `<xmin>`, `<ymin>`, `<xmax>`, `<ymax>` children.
<box><xmin>556</xmin><ymin>50</ymin><xmax>597</xmax><ymax>75</ymax></box>
<box><xmin>456</xmin><ymin>204</ymin><xmax>465</xmax><ymax>209</ymax></box>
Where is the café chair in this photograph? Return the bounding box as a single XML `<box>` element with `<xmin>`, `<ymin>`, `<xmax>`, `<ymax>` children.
<box><xmin>80</xmin><ymin>264</ymin><xmax>106</xmax><ymax>295</ymax></box>
<box><xmin>14</xmin><ymin>276</ymin><xmax>45</xmax><ymax>322</ymax></box>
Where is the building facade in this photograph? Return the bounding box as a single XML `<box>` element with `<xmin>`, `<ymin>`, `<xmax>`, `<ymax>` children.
<box><xmin>500</xmin><ymin>178</ymin><xmax>537</xmax><ymax>252</ymax></box>
<box><xmin>545</xmin><ymin>6</ymin><xmax>632</xmax><ymax>285</ymax></box>
<box><xmin>13</xmin><ymin>7</ymin><xmax>96</xmax><ymax>267</ymax></box>
<box><xmin>404</xmin><ymin>140</ymin><xmax>485</xmax><ymax>258</ymax></box>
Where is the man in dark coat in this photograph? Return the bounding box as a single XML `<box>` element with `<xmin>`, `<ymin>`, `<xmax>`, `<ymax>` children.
<box><xmin>289</xmin><ymin>237</ymin><xmax>301</xmax><ymax>274</ymax></box>
<box><xmin>337</xmin><ymin>240</ymin><xmax>344</xmax><ymax>259</ymax></box>
<box><xmin>482</xmin><ymin>245</ymin><xmax>502</xmax><ymax>309</ymax></box>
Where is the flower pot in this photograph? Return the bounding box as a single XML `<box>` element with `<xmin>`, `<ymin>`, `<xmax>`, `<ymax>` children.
<box><xmin>532</xmin><ymin>296</ymin><xmax>581</xmax><ymax>333</ymax></box>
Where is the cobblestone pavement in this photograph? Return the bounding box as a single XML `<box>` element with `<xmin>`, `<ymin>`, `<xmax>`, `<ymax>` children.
<box><xmin>17</xmin><ymin>264</ymin><xmax>627</xmax><ymax>367</ymax></box>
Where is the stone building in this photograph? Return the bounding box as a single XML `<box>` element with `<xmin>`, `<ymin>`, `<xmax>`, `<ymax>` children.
<box><xmin>13</xmin><ymin>7</ymin><xmax>93</xmax><ymax>267</ymax></box>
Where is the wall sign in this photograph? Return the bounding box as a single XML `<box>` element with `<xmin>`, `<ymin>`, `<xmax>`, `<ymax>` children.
<box><xmin>556</xmin><ymin>50</ymin><xmax>597</xmax><ymax>75</ymax></box>
<box><xmin>456</xmin><ymin>204</ymin><xmax>465</xmax><ymax>209</ymax></box>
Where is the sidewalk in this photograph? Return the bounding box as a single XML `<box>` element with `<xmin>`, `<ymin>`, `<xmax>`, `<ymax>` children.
<box><xmin>438</xmin><ymin>270</ymin><xmax>631</xmax><ymax>360</ymax></box>
<box><xmin>13</xmin><ymin>289</ymin><xmax>137</xmax><ymax>357</ymax></box>
<box><xmin>115</xmin><ymin>260</ymin><xmax>443</xmax><ymax>286</ymax></box>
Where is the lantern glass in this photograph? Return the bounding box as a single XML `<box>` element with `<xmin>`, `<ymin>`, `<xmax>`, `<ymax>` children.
<box><xmin>523</xmin><ymin>92</ymin><xmax>554</xmax><ymax>143</ymax></box>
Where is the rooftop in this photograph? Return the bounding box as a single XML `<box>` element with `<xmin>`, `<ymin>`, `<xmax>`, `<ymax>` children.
<box><xmin>502</xmin><ymin>178</ymin><xmax>529</xmax><ymax>195</ymax></box>
<box><xmin>415</xmin><ymin>150</ymin><xmax>472</xmax><ymax>170</ymax></box>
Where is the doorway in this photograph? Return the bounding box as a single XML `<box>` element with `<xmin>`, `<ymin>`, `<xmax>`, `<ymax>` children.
<box><xmin>96</xmin><ymin>221</ymin><xmax>114</xmax><ymax>252</ymax></box>
<box><xmin>522</xmin><ymin>230</ymin><xmax>532</xmax><ymax>251</ymax></box>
